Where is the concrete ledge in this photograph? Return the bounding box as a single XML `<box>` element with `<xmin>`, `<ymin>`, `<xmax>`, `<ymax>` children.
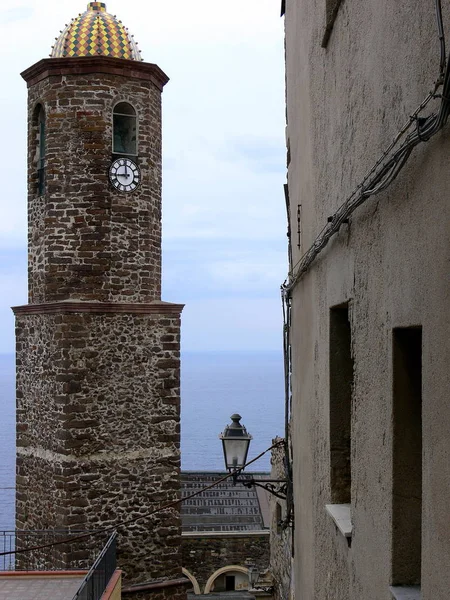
<box><xmin>182</xmin><ymin>530</ymin><xmax>270</xmax><ymax>538</ymax></box>
<box><xmin>100</xmin><ymin>569</ymin><xmax>121</xmax><ymax>600</ymax></box>
<box><xmin>325</xmin><ymin>504</ymin><xmax>352</xmax><ymax>538</ymax></box>
<box><xmin>122</xmin><ymin>577</ymin><xmax>191</xmax><ymax>594</ymax></box>
<box><xmin>389</xmin><ymin>586</ymin><xmax>421</xmax><ymax>600</ymax></box>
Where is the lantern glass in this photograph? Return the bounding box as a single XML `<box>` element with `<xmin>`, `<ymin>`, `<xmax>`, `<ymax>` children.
<box><xmin>221</xmin><ymin>437</ymin><xmax>250</xmax><ymax>470</ymax></box>
<box><xmin>247</xmin><ymin>565</ymin><xmax>260</xmax><ymax>588</ymax></box>
<box><xmin>219</xmin><ymin>414</ymin><xmax>252</xmax><ymax>471</ymax></box>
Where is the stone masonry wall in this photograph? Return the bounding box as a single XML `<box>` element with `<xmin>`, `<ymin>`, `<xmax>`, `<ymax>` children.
<box><xmin>15</xmin><ymin>306</ymin><xmax>182</xmax><ymax>584</ymax></box>
<box><xmin>269</xmin><ymin>439</ymin><xmax>293</xmax><ymax>600</ymax></box>
<box><xmin>16</xmin><ymin>58</ymin><xmax>184</xmax><ymax>595</ymax></box>
<box><xmin>26</xmin><ymin>68</ymin><xmax>163</xmax><ymax>304</ymax></box>
<box><xmin>182</xmin><ymin>533</ymin><xmax>270</xmax><ymax>592</ymax></box>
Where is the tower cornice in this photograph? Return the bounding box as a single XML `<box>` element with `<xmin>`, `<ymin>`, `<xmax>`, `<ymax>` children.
<box><xmin>21</xmin><ymin>56</ymin><xmax>169</xmax><ymax>91</ymax></box>
<box><xmin>12</xmin><ymin>301</ymin><xmax>184</xmax><ymax>316</ymax></box>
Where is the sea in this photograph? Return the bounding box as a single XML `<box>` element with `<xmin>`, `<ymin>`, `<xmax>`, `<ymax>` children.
<box><xmin>0</xmin><ymin>351</ymin><xmax>284</xmax><ymax>530</ymax></box>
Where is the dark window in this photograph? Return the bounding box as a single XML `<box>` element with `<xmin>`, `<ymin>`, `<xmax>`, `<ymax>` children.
<box><xmin>225</xmin><ymin>576</ymin><xmax>235</xmax><ymax>591</ymax></box>
<box><xmin>329</xmin><ymin>303</ymin><xmax>353</xmax><ymax>504</ymax></box>
<box><xmin>113</xmin><ymin>102</ymin><xmax>137</xmax><ymax>156</ymax></box>
<box><xmin>35</xmin><ymin>105</ymin><xmax>46</xmax><ymax>196</ymax></box>
<box><xmin>392</xmin><ymin>327</ymin><xmax>422</xmax><ymax>586</ymax></box>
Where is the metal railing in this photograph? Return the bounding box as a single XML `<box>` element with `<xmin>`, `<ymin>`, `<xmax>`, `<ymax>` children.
<box><xmin>0</xmin><ymin>529</ymin><xmax>109</xmax><ymax>573</ymax></box>
<box><xmin>72</xmin><ymin>532</ymin><xmax>117</xmax><ymax>600</ymax></box>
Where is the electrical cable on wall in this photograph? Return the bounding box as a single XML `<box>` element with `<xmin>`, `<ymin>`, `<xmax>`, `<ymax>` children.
<box><xmin>435</xmin><ymin>0</ymin><xmax>446</xmax><ymax>78</ymax></box>
<box><xmin>281</xmin><ymin>288</ymin><xmax>293</xmax><ymax>530</ymax></box>
<box><xmin>282</xmin><ymin>0</ymin><xmax>449</xmax><ymax>296</ymax></box>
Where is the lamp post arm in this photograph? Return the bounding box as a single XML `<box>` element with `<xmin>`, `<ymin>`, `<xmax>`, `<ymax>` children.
<box><xmin>239</xmin><ymin>477</ymin><xmax>288</xmax><ymax>500</ymax></box>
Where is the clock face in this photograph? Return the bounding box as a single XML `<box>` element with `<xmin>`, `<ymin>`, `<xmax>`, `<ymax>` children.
<box><xmin>109</xmin><ymin>158</ymin><xmax>141</xmax><ymax>193</ymax></box>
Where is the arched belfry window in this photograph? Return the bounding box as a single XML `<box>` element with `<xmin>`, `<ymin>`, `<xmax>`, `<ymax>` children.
<box><xmin>113</xmin><ymin>102</ymin><xmax>137</xmax><ymax>156</ymax></box>
<box><xmin>35</xmin><ymin>104</ymin><xmax>46</xmax><ymax>196</ymax></box>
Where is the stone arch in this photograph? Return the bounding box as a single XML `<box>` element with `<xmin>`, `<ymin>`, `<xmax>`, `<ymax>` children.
<box><xmin>204</xmin><ymin>565</ymin><xmax>249</xmax><ymax>594</ymax></box>
<box><xmin>182</xmin><ymin>567</ymin><xmax>201</xmax><ymax>595</ymax></box>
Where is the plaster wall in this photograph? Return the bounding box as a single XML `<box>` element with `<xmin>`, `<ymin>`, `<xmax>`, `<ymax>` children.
<box><xmin>284</xmin><ymin>1</ymin><xmax>450</xmax><ymax>599</ymax></box>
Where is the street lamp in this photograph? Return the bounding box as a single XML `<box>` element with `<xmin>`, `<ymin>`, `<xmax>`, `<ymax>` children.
<box><xmin>219</xmin><ymin>413</ymin><xmax>252</xmax><ymax>477</ymax></box>
<box><xmin>219</xmin><ymin>414</ymin><xmax>289</xmax><ymax>500</ymax></box>
<box><xmin>247</xmin><ymin>563</ymin><xmax>274</xmax><ymax>595</ymax></box>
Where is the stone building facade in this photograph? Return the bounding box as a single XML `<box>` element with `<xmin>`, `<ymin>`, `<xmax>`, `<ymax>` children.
<box><xmin>283</xmin><ymin>1</ymin><xmax>450</xmax><ymax>599</ymax></box>
<box><xmin>14</xmin><ymin>3</ymin><xmax>184</xmax><ymax>596</ymax></box>
<box><xmin>180</xmin><ymin>472</ymin><xmax>271</xmax><ymax>595</ymax></box>
<box><xmin>182</xmin><ymin>532</ymin><xmax>270</xmax><ymax>595</ymax></box>
<box><xmin>268</xmin><ymin>441</ymin><xmax>292</xmax><ymax>600</ymax></box>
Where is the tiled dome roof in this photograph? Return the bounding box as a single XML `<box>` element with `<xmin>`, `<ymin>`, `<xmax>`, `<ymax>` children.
<box><xmin>51</xmin><ymin>2</ymin><xmax>142</xmax><ymax>61</ymax></box>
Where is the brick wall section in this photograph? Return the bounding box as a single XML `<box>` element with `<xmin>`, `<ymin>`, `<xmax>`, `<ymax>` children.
<box><xmin>269</xmin><ymin>439</ymin><xmax>293</xmax><ymax>600</ymax></box>
<box><xmin>25</xmin><ymin>60</ymin><xmax>164</xmax><ymax>304</ymax></box>
<box><xmin>15</xmin><ymin>309</ymin><xmax>181</xmax><ymax>457</ymax></box>
<box><xmin>15</xmin><ymin>306</ymin><xmax>182</xmax><ymax>583</ymax></box>
<box><xmin>182</xmin><ymin>534</ymin><xmax>270</xmax><ymax>592</ymax></box>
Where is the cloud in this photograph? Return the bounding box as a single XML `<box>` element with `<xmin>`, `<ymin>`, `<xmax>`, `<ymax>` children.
<box><xmin>218</xmin><ymin>135</ymin><xmax>285</xmax><ymax>174</ymax></box>
<box><xmin>130</xmin><ymin>0</ymin><xmax>284</xmax><ymax>48</ymax></box>
<box><xmin>0</xmin><ymin>6</ymin><xmax>34</xmax><ymax>24</ymax></box>
<box><xmin>178</xmin><ymin>297</ymin><xmax>284</xmax><ymax>352</ymax></box>
<box><xmin>163</xmin><ymin>237</ymin><xmax>287</xmax><ymax>301</ymax></box>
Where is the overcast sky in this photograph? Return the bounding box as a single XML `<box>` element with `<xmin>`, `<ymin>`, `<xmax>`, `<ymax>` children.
<box><xmin>0</xmin><ymin>0</ymin><xmax>287</xmax><ymax>354</ymax></box>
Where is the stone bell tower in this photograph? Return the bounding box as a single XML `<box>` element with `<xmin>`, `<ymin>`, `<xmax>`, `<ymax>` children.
<box><xmin>14</xmin><ymin>2</ymin><xmax>184</xmax><ymax>591</ymax></box>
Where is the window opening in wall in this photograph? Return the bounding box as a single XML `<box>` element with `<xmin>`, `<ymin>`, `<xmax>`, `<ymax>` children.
<box><xmin>225</xmin><ymin>576</ymin><xmax>236</xmax><ymax>591</ymax></box>
<box><xmin>329</xmin><ymin>303</ymin><xmax>353</xmax><ymax>504</ymax></box>
<box><xmin>276</xmin><ymin>502</ymin><xmax>283</xmax><ymax>534</ymax></box>
<box><xmin>113</xmin><ymin>102</ymin><xmax>137</xmax><ymax>156</ymax></box>
<box><xmin>297</xmin><ymin>204</ymin><xmax>302</xmax><ymax>249</ymax></box>
<box><xmin>35</xmin><ymin>104</ymin><xmax>46</xmax><ymax>196</ymax></box>
<box><xmin>392</xmin><ymin>327</ymin><xmax>422</xmax><ymax>587</ymax></box>
<box><xmin>284</xmin><ymin>184</ymin><xmax>293</xmax><ymax>269</ymax></box>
